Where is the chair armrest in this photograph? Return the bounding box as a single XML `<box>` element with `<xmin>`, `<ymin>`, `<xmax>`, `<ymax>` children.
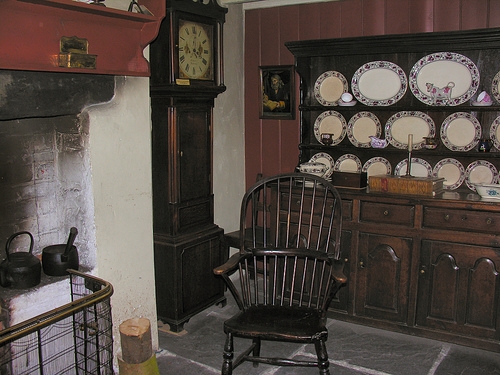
<box><xmin>213</xmin><ymin>253</ymin><xmax>243</xmax><ymax>276</ymax></box>
<box><xmin>213</xmin><ymin>252</ymin><xmax>247</xmax><ymax>310</ymax></box>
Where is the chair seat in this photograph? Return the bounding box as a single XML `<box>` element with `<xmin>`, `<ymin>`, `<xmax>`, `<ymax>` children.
<box><xmin>224</xmin><ymin>305</ymin><xmax>328</xmax><ymax>342</ymax></box>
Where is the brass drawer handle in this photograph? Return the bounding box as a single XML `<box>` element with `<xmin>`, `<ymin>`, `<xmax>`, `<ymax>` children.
<box><xmin>444</xmin><ymin>214</ymin><xmax>450</xmax><ymax>221</ymax></box>
<box><xmin>383</xmin><ymin>210</ymin><xmax>389</xmax><ymax>216</ymax></box>
<box><xmin>486</xmin><ymin>218</ymin><xmax>493</xmax><ymax>225</ymax></box>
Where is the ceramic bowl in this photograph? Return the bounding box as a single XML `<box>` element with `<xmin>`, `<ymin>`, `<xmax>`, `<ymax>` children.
<box><xmin>475</xmin><ymin>183</ymin><xmax>500</xmax><ymax>199</ymax></box>
<box><xmin>298</xmin><ymin>162</ymin><xmax>327</xmax><ymax>177</ymax></box>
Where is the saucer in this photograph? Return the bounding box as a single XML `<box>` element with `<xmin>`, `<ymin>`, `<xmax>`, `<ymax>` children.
<box><xmin>338</xmin><ymin>100</ymin><xmax>357</xmax><ymax>106</ymax></box>
<box><xmin>471</xmin><ymin>101</ymin><xmax>493</xmax><ymax>106</ymax></box>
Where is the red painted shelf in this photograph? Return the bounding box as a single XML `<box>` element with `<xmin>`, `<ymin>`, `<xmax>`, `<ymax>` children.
<box><xmin>0</xmin><ymin>0</ymin><xmax>165</xmax><ymax>76</ymax></box>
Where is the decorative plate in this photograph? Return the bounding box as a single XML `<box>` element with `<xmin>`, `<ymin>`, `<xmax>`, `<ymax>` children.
<box><xmin>313</xmin><ymin>111</ymin><xmax>347</xmax><ymax>146</ymax></box>
<box><xmin>362</xmin><ymin>157</ymin><xmax>392</xmax><ymax>179</ymax></box>
<box><xmin>333</xmin><ymin>154</ymin><xmax>362</xmax><ymax>173</ymax></box>
<box><xmin>465</xmin><ymin>160</ymin><xmax>498</xmax><ymax>191</ymax></box>
<box><xmin>492</xmin><ymin>71</ymin><xmax>500</xmax><ymax>104</ymax></box>
<box><xmin>347</xmin><ymin>112</ymin><xmax>382</xmax><ymax>148</ymax></box>
<box><xmin>385</xmin><ymin>111</ymin><xmax>435</xmax><ymax>150</ymax></box>
<box><xmin>409</xmin><ymin>52</ymin><xmax>479</xmax><ymax>106</ymax></box>
<box><xmin>432</xmin><ymin>158</ymin><xmax>465</xmax><ymax>190</ymax></box>
<box><xmin>314</xmin><ymin>71</ymin><xmax>348</xmax><ymax>106</ymax></box>
<box><xmin>309</xmin><ymin>152</ymin><xmax>335</xmax><ymax>179</ymax></box>
<box><xmin>394</xmin><ymin>158</ymin><xmax>432</xmax><ymax>178</ymax></box>
<box><xmin>490</xmin><ymin>115</ymin><xmax>500</xmax><ymax>150</ymax></box>
<box><xmin>351</xmin><ymin>61</ymin><xmax>407</xmax><ymax>106</ymax></box>
<box><xmin>440</xmin><ymin>112</ymin><xmax>481</xmax><ymax>152</ymax></box>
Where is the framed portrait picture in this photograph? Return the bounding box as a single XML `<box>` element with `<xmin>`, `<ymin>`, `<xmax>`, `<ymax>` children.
<box><xmin>260</xmin><ymin>65</ymin><xmax>295</xmax><ymax>120</ymax></box>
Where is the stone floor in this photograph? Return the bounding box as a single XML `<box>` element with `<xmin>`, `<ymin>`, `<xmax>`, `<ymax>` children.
<box><xmin>156</xmin><ymin>297</ymin><xmax>500</xmax><ymax>375</ymax></box>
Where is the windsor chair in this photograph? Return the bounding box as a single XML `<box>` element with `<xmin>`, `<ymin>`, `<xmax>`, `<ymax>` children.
<box><xmin>214</xmin><ymin>173</ymin><xmax>346</xmax><ymax>375</ymax></box>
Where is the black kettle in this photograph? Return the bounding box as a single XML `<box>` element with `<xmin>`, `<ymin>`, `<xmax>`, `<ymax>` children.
<box><xmin>0</xmin><ymin>231</ymin><xmax>41</xmax><ymax>289</ymax></box>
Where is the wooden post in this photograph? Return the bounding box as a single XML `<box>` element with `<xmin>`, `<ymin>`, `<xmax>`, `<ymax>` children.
<box><xmin>119</xmin><ymin>317</ymin><xmax>153</xmax><ymax>364</ymax></box>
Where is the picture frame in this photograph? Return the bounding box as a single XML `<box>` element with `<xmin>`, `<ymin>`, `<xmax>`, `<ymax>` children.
<box><xmin>260</xmin><ymin>65</ymin><xmax>295</xmax><ymax>120</ymax></box>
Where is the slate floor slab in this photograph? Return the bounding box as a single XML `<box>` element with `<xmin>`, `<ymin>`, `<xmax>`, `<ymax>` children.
<box><xmin>157</xmin><ymin>297</ymin><xmax>500</xmax><ymax>375</ymax></box>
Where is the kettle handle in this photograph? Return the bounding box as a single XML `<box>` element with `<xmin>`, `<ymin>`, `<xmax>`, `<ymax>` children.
<box><xmin>5</xmin><ymin>231</ymin><xmax>34</xmax><ymax>260</ymax></box>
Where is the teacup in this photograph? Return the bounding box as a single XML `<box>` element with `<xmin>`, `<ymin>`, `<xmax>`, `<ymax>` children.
<box><xmin>340</xmin><ymin>93</ymin><xmax>353</xmax><ymax>103</ymax></box>
<box><xmin>423</xmin><ymin>137</ymin><xmax>439</xmax><ymax>149</ymax></box>
<box><xmin>320</xmin><ymin>133</ymin><xmax>334</xmax><ymax>145</ymax></box>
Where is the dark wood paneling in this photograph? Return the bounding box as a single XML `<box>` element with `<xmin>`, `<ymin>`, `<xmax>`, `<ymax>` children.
<box><xmin>280</xmin><ymin>124</ymin><xmax>300</xmax><ymax>173</ymax></box>
<box><xmin>340</xmin><ymin>0</ymin><xmax>363</xmax><ymax>37</ymax></box>
<box><xmin>279</xmin><ymin>6</ymin><xmax>299</xmax><ymax>64</ymax></box>
<box><xmin>244</xmin><ymin>10</ymin><xmax>262</xmax><ymax>188</ymax></box>
<box><xmin>260</xmin><ymin>9</ymin><xmax>280</xmax><ymax>65</ymax></box>
<box><xmin>298</xmin><ymin>3</ymin><xmax>321</xmax><ymax>41</ymax></box>
<box><xmin>279</xmin><ymin>3</ymin><xmax>301</xmax><ymax>173</ymax></box>
<box><xmin>261</xmin><ymin>121</ymin><xmax>281</xmax><ymax>176</ymax></box>
<box><xmin>490</xmin><ymin>1</ymin><xmax>500</xmax><ymax>27</ymax></box>
<box><xmin>409</xmin><ymin>0</ymin><xmax>434</xmax><ymax>33</ymax></box>
<box><xmin>386</xmin><ymin>0</ymin><xmax>410</xmax><ymax>35</ymax></box>
<box><xmin>434</xmin><ymin>0</ymin><xmax>461</xmax><ymax>31</ymax></box>
<box><xmin>462</xmin><ymin>0</ymin><xmax>489</xmax><ymax>30</ymax></box>
<box><xmin>362</xmin><ymin>0</ymin><xmax>386</xmax><ymax>36</ymax></box>
<box><xmin>319</xmin><ymin>1</ymin><xmax>342</xmax><ymax>38</ymax></box>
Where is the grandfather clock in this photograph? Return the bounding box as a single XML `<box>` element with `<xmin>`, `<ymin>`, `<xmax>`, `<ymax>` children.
<box><xmin>149</xmin><ymin>0</ymin><xmax>227</xmax><ymax>333</ymax></box>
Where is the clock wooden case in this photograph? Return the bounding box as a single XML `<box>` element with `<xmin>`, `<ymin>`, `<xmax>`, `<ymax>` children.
<box><xmin>150</xmin><ymin>0</ymin><xmax>227</xmax><ymax>333</ymax></box>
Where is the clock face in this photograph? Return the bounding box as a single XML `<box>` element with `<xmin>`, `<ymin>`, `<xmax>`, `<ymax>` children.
<box><xmin>178</xmin><ymin>20</ymin><xmax>213</xmax><ymax>80</ymax></box>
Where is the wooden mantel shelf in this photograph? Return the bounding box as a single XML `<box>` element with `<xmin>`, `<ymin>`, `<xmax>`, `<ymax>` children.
<box><xmin>0</xmin><ymin>0</ymin><xmax>165</xmax><ymax>76</ymax></box>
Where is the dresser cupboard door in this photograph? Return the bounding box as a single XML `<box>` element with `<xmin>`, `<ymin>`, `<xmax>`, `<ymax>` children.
<box><xmin>356</xmin><ymin>233</ymin><xmax>412</xmax><ymax>323</ymax></box>
<box><xmin>417</xmin><ymin>240</ymin><xmax>500</xmax><ymax>340</ymax></box>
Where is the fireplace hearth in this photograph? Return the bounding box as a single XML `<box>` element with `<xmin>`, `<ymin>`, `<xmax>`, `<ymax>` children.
<box><xmin>0</xmin><ymin>70</ymin><xmax>114</xmax><ymax>265</ymax></box>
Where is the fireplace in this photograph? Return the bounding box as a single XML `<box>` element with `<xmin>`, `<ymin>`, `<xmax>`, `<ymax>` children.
<box><xmin>0</xmin><ymin>0</ymin><xmax>167</xmax><ymax>368</ymax></box>
<box><xmin>0</xmin><ymin>68</ymin><xmax>160</xmax><ymax>361</ymax></box>
<box><xmin>0</xmin><ymin>69</ymin><xmax>115</xmax><ymax>262</ymax></box>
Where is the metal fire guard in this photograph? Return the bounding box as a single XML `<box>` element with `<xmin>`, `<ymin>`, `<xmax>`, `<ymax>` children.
<box><xmin>0</xmin><ymin>270</ymin><xmax>114</xmax><ymax>375</ymax></box>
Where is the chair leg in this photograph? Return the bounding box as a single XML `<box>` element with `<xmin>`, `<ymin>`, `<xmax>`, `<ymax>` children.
<box><xmin>314</xmin><ymin>340</ymin><xmax>330</xmax><ymax>375</ymax></box>
<box><xmin>222</xmin><ymin>333</ymin><xmax>234</xmax><ymax>375</ymax></box>
<box><xmin>252</xmin><ymin>338</ymin><xmax>261</xmax><ymax>367</ymax></box>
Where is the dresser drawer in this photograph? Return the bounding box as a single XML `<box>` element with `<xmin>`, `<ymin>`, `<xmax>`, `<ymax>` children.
<box><xmin>423</xmin><ymin>207</ymin><xmax>500</xmax><ymax>234</ymax></box>
<box><xmin>360</xmin><ymin>201</ymin><xmax>415</xmax><ymax>226</ymax></box>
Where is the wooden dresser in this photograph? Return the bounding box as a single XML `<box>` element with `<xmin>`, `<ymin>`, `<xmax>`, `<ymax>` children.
<box><xmin>286</xmin><ymin>28</ymin><xmax>500</xmax><ymax>352</ymax></box>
